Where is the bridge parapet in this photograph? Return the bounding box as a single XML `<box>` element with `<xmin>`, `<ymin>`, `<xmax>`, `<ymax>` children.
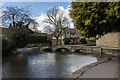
<box><xmin>40</xmin><ymin>45</ymin><xmax>101</xmax><ymax>53</ymax></box>
<box><xmin>39</xmin><ymin>45</ymin><xmax>120</xmax><ymax>55</ymax></box>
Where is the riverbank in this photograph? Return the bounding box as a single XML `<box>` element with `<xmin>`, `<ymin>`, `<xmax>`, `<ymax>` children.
<box><xmin>14</xmin><ymin>47</ymin><xmax>39</xmax><ymax>54</ymax></box>
<box><xmin>67</xmin><ymin>58</ymin><xmax>118</xmax><ymax>78</ymax></box>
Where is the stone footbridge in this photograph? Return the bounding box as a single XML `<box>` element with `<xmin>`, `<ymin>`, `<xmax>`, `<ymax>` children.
<box><xmin>39</xmin><ymin>45</ymin><xmax>120</xmax><ymax>55</ymax></box>
<box><xmin>39</xmin><ymin>45</ymin><xmax>102</xmax><ymax>53</ymax></box>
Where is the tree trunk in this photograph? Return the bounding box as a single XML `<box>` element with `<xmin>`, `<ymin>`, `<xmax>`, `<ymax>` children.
<box><xmin>12</xmin><ymin>15</ymin><xmax>15</xmax><ymax>28</ymax></box>
<box><xmin>56</xmin><ymin>37</ymin><xmax>59</xmax><ymax>45</ymax></box>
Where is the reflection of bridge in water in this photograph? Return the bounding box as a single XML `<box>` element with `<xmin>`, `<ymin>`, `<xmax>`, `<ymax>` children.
<box><xmin>40</xmin><ymin>45</ymin><xmax>120</xmax><ymax>55</ymax></box>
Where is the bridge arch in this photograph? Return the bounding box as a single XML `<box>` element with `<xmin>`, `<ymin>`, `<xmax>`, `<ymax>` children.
<box><xmin>75</xmin><ymin>49</ymin><xmax>83</xmax><ymax>53</ymax></box>
<box><xmin>43</xmin><ymin>48</ymin><xmax>53</xmax><ymax>52</ymax></box>
<box><xmin>56</xmin><ymin>47</ymin><xmax>70</xmax><ymax>52</ymax></box>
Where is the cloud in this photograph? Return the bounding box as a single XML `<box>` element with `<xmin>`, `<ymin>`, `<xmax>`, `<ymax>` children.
<box><xmin>34</xmin><ymin>6</ymin><xmax>74</xmax><ymax>33</ymax></box>
<box><xmin>35</xmin><ymin>13</ymin><xmax>48</xmax><ymax>32</ymax></box>
<box><xmin>29</xmin><ymin>13</ymin><xmax>47</xmax><ymax>32</ymax></box>
<box><xmin>0</xmin><ymin>2</ymin><xmax>4</xmax><ymax>7</ymax></box>
<box><xmin>58</xmin><ymin>6</ymin><xmax>74</xmax><ymax>28</ymax></box>
<box><xmin>0</xmin><ymin>2</ymin><xmax>4</xmax><ymax>27</ymax></box>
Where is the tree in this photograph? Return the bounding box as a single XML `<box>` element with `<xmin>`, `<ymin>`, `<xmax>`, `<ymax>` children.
<box><xmin>2</xmin><ymin>27</ymin><xmax>33</xmax><ymax>56</ymax></box>
<box><xmin>2</xmin><ymin>38</ymin><xmax>9</xmax><ymax>56</ymax></box>
<box><xmin>26</xmin><ymin>34</ymin><xmax>52</xmax><ymax>45</ymax></box>
<box><xmin>70</xmin><ymin>2</ymin><xmax>120</xmax><ymax>38</ymax></box>
<box><xmin>80</xmin><ymin>38</ymin><xmax>87</xmax><ymax>44</ymax></box>
<box><xmin>2</xmin><ymin>6</ymin><xmax>40</xmax><ymax>56</ymax></box>
<box><xmin>43</xmin><ymin>6</ymin><xmax>70</xmax><ymax>45</ymax></box>
<box><xmin>63</xmin><ymin>38</ymin><xmax>71</xmax><ymax>45</ymax></box>
<box><xmin>2</xmin><ymin>6</ymin><xmax>39</xmax><ymax>29</ymax></box>
<box><xmin>7</xmin><ymin>28</ymin><xmax>33</xmax><ymax>48</ymax></box>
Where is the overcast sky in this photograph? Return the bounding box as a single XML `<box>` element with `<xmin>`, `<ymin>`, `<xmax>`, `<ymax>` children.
<box><xmin>1</xmin><ymin>2</ymin><xmax>74</xmax><ymax>32</ymax></box>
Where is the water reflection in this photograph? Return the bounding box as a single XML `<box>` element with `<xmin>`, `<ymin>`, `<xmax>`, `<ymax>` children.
<box><xmin>2</xmin><ymin>52</ymin><xmax>97</xmax><ymax>78</ymax></box>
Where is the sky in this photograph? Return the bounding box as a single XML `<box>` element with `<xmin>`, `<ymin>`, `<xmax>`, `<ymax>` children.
<box><xmin>1</xmin><ymin>2</ymin><xmax>74</xmax><ymax>32</ymax></box>
<box><xmin>3</xmin><ymin>2</ymin><xmax>71</xmax><ymax>18</ymax></box>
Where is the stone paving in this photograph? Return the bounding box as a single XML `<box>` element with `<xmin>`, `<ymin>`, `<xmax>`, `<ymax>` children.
<box><xmin>79</xmin><ymin>60</ymin><xmax>118</xmax><ymax>78</ymax></box>
<box><xmin>67</xmin><ymin>60</ymin><xmax>118</xmax><ymax>78</ymax></box>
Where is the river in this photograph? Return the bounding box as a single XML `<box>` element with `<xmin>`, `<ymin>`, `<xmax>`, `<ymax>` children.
<box><xmin>2</xmin><ymin>51</ymin><xmax>97</xmax><ymax>78</ymax></box>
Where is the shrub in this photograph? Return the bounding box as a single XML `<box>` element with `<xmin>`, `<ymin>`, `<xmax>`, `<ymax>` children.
<box><xmin>2</xmin><ymin>28</ymin><xmax>33</xmax><ymax>56</ymax></box>
<box><xmin>8</xmin><ymin>28</ymin><xmax>28</xmax><ymax>48</ymax></box>
<box><xmin>2</xmin><ymin>27</ymin><xmax>53</xmax><ymax>56</ymax></box>
<box><xmin>26</xmin><ymin>34</ymin><xmax>52</xmax><ymax>44</ymax></box>
<box><xmin>46</xmin><ymin>38</ymin><xmax>52</xmax><ymax>46</ymax></box>
<box><xmin>63</xmin><ymin>38</ymin><xmax>71</xmax><ymax>45</ymax></box>
<box><xmin>80</xmin><ymin>38</ymin><xmax>87</xmax><ymax>44</ymax></box>
<box><xmin>2</xmin><ymin>39</ymin><xmax>9</xmax><ymax>56</ymax></box>
<box><xmin>2</xmin><ymin>38</ymin><xmax>15</xmax><ymax>56</ymax></box>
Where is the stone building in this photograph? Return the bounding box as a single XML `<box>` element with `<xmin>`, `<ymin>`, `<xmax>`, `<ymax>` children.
<box><xmin>52</xmin><ymin>28</ymin><xmax>80</xmax><ymax>46</ymax></box>
<box><xmin>96</xmin><ymin>32</ymin><xmax>120</xmax><ymax>48</ymax></box>
<box><xmin>63</xmin><ymin>28</ymin><xmax>80</xmax><ymax>45</ymax></box>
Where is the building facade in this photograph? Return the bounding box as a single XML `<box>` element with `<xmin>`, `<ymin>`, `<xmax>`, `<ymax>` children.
<box><xmin>96</xmin><ymin>32</ymin><xmax>120</xmax><ymax>48</ymax></box>
<box><xmin>52</xmin><ymin>28</ymin><xmax>80</xmax><ymax>46</ymax></box>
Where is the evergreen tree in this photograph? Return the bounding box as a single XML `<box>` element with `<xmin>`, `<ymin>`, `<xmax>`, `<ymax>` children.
<box><xmin>70</xmin><ymin>2</ymin><xmax>120</xmax><ymax>38</ymax></box>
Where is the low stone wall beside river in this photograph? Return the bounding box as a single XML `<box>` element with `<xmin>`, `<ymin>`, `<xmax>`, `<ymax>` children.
<box><xmin>76</xmin><ymin>46</ymin><xmax>119</xmax><ymax>55</ymax></box>
<box><xmin>102</xmin><ymin>47</ymin><xmax>120</xmax><ymax>55</ymax></box>
<box><xmin>80</xmin><ymin>46</ymin><xmax>101</xmax><ymax>54</ymax></box>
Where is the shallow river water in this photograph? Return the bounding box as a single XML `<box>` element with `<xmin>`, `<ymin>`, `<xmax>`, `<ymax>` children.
<box><xmin>2</xmin><ymin>51</ymin><xmax>97</xmax><ymax>78</ymax></box>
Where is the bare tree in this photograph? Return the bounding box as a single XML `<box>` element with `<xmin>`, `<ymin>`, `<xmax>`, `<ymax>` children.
<box><xmin>43</xmin><ymin>6</ymin><xmax>70</xmax><ymax>45</ymax></box>
<box><xmin>2</xmin><ymin>6</ymin><xmax>39</xmax><ymax>29</ymax></box>
<box><xmin>28</xmin><ymin>18</ymin><xmax>39</xmax><ymax>32</ymax></box>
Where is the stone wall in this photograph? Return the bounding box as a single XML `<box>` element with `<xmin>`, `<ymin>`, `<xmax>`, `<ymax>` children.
<box><xmin>119</xmin><ymin>33</ymin><xmax>120</xmax><ymax>48</ymax></box>
<box><xmin>96</xmin><ymin>32</ymin><xmax>120</xmax><ymax>48</ymax></box>
<box><xmin>52</xmin><ymin>39</ymin><xmax>63</xmax><ymax>46</ymax></box>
